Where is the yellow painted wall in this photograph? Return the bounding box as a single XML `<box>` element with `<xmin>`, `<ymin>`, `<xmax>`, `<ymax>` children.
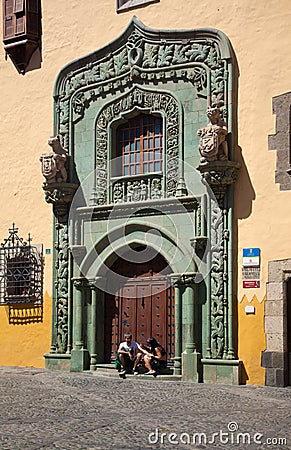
<box><xmin>238</xmin><ymin>295</ymin><xmax>266</xmax><ymax>385</ymax></box>
<box><xmin>0</xmin><ymin>292</ymin><xmax>51</xmax><ymax>368</ymax></box>
<box><xmin>0</xmin><ymin>0</ymin><xmax>290</xmax><ymax>378</ymax></box>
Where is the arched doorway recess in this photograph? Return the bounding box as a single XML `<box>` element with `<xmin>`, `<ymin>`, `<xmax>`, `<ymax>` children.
<box><xmin>104</xmin><ymin>247</ymin><xmax>174</xmax><ymax>363</ymax></box>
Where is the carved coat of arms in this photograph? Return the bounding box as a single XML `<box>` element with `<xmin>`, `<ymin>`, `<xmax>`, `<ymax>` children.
<box><xmin>198</xmin><ymin>127</ymin><xmax>219</xmax><ymax>162</ymax></box>
<box><xmin>40</xmin><ymin>135</ymin><xmax>68</xmax><ymax>184</ymax></box>
<box><xmin>40</xmin><ymin>153</ymin><xmax>58</xmax><ymax>182</ymax></box>
<box><xmin>197</xmin><ymin>107</ymin><xmax>228</xmax><ymax>164</ymax></box>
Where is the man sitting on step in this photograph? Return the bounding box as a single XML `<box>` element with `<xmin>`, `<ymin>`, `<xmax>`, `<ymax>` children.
<box><xmin>117</xmin><ymin>333</ymin><xmax>144</xmax><ymax>378</ymax></box>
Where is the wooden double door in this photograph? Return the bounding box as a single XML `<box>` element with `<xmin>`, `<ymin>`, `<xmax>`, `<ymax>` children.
<box><xmin>105</xmin><ymin>276</ymin><xmax>175</xmax><ymax>363</ymax></box>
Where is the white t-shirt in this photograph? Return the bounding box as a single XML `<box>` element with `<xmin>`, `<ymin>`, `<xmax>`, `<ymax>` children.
<box><xmin>119</xmin><ymin>341</ymin><xmax>139</xmax><ymax>357</ymax></box>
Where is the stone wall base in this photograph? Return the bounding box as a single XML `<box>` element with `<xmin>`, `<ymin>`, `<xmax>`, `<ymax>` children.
<box><xmin>261</xmin><ymin>351</ymin><xmax>289</xmax><ymax>387</ymax></box>
<box><xmin>201</xmin><ymin>359</ymin><xmax>242</xmax><ymax>385</ymax></box>
<box><xmin>70</xmin><ymin>349</ymin><xmax>90</xmax><ymax>372</ymax></box>
<box><xmin>182</xmin><ymin>351</ymin><xmax>202</xmax><ymax>382</ymax></box>
<box><xmin>43</xmin><ymin>354</ymin><xmax>242</xmax><ymax>384</ymax></box>
<box><xmin>44</xmin><ymin>353</ymin><xmax>71</xmax><ymax>371</ymax></box>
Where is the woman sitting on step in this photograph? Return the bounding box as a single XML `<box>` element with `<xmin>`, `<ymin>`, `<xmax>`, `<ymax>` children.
<box><xmin>142</xmin><ymin>337</ymin><xmax>167</xmax><ymax>375</ymax></box>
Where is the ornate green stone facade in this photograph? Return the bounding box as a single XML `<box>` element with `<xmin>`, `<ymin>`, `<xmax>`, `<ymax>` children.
<box><xmin>43</xmin><ymin>18</ymin><xmax>240</xmax><ymax>383</ymax></box>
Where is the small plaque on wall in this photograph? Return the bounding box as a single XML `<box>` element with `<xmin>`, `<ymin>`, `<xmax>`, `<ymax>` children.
<box><xmin>242</xmin><ymin>267</ymin><xmax>260</xmax><ymax>280</ymax></box>
<box><xmin>243</xmin><ymin>280</ymin><xmax>260</xmax><ymax>288</ymax></box>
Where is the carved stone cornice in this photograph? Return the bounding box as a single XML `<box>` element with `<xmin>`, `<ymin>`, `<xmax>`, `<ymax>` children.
<box><xmin>197</xmin><ymin>160</ymin><xmax>240</xmax><ymax>186</ymax></box>
<box><xmin>170</xmin><ymin>272</ymin><xmax>198</xmax><ymax>286</ymax></box>
<box><xmin>72</xmin><ymin>277</ymin><xmax>88</xmax><ymax>290</ymax></box>
<box><xmin>75</xmin><ymin>196</ymin><xmax>198</xmax><ymax>222</ymax></box>
<box><xmin>190</xmin><ymin>236</ymin><xmax>208</xmax><ymax>253</ymax></box>
<box><xmin>197</xmin><ymin>160</ymin><xmax>240</xmax><ymax>203</ymax></box>
<box><xmin>43</xmin><ymin>182</ymin><xmax>78</xmax><ymax>205</ymax></box>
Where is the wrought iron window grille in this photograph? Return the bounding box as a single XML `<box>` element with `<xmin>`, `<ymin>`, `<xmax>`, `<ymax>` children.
<box><xmin>0</xmin><ymin>224</ymin><xmax>43</xmax><ymax>305</ymax></box>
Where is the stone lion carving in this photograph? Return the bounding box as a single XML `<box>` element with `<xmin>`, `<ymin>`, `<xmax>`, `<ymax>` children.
<box><xmin>40</xmin><ymin>135</ymin><xmax>68</xmax><ymax>183</ymax></box>
<box><xmin>197</xmin><ymin>107</ymin><xmax>228</xmax><ymax>163</ymax></box>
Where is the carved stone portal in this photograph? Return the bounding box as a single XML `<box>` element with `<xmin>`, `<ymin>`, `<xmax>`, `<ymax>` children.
<box><xmin>46</xmin><ymin>19</ymin><xmax>241</xmax><ymax>378</ymax></box>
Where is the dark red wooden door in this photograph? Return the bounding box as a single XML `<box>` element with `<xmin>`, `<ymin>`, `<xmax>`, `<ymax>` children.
<box><xmin>105</xmin><ymin>276</ymin><xmax>174</xmax><ymax>363</ymax></box>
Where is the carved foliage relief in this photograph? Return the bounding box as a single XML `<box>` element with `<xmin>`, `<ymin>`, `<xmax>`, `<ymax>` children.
<box><xmin>55</xmin><ymin>24</ymin><xmax>227</xmax><ymax>151</ymax></box>
<box><xmin>55</xmin><ymin>222</ymin><xmax>69</xmax><ymax>353</ymax></box>
<box><xmin>210</xmin><ymin>201</ymin><xmax>225</xmax><ymax>358</ymax></box>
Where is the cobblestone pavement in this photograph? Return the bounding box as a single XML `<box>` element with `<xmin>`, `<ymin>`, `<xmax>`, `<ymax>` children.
<box><xmin>0</xmin><ymin>367</ymin><xmax>290</xmax><ymax>450</ymax></box>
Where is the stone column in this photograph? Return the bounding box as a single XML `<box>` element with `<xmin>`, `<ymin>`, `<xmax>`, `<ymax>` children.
<box><xmin>183</xmin><ymin>281</ymin><xmax>196</xmax><ymax>353</ymax></box>
<box><xmin>88</xmin><ymin>280</ymin><xmax>98</xmax><ymax>371</ymax></box>
<box><xmin>172</xmin><ymin>276</ymin><xmax>183</xmax><ymax>376</ymax></box>
<box><xmin>73</xmin><ymin>278</ymin><xmax>85</xmax><ymax>349</ymax></box>
<box><xmin>70</xmin><ymin>277</ymin><xmax>90</xmax><ymax>372</ymax></box>
<box><xmin>181</xmin><ymin>274</ymin><xmax>201</xmax><ymax>382</ymax></box>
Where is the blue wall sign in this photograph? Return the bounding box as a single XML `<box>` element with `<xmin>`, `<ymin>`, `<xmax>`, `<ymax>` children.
<box><xmin>242</xmin><ymin>248</ymin><xmax>260</xmax><ymax>267</ymax></box>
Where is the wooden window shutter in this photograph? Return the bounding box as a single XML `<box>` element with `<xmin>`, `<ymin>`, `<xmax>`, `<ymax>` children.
<box><xmin>14</xmin><ymin>0</ymin><xmax>24</xmax><ymax>13</ymax></box>
<box><xmin>3</xmin><ymin>0</ymin><xmax>14</xmax><ymax>38</ymax></box>
<box><xmin>15</xmin><ymin>14</ymin><xmax>24</xmax><ymax>34</ymax></box>
<box><xmin>5</xmin><ymin>0</ymin><xmax>13</xmax><ymax>14</ymax></box>
<box><xmin>14</xmin><ymin>0</ymin><xmax>25</xmax><ymax>35</ymax></box>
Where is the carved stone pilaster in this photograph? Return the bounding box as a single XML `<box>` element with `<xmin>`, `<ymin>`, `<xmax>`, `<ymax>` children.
<box><xmin>42</xmin><ymin>181</ymin><xmax>78</xmax><ymax>354</ymax></box>
<box><xmin>197</xmin><ymin>161</ymin><xmax>239</xmax><ymax>360</ymax></box>
<box><xmin>197</xmin><ymin>161</ymin><xmax>240</xmax><ymax>205</ymax></box>
<box><xmin>51</xmin><ymin>219</ymin><xmax>69</xmax><ymax>354</ymax></box>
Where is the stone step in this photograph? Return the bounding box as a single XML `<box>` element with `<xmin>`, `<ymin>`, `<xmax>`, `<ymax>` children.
<box><xmin>95</xmin><ymin>363</ymin><xmax>174</xmax><ymax>374</ymax></box>
<box><xmin>92</xmin><ymin>369</ymin><xmax>182</xmax><ymax>381</ymax></box>
<box><xmin>93</xmin><ymin>364</ymin><xmax>181</xmax><ymax>381</ymax></box>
